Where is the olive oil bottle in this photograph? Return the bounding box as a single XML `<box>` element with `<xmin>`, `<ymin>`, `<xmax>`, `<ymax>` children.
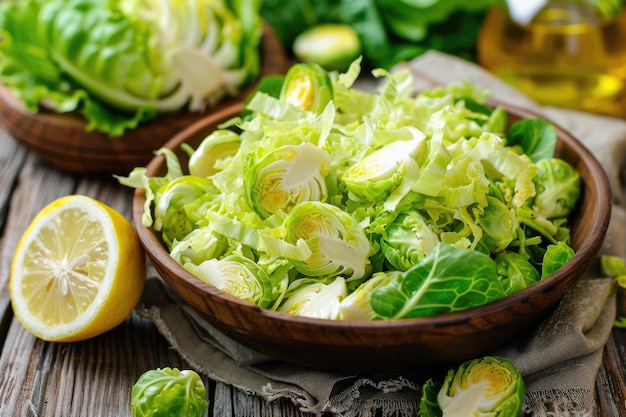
<box><xmin>478</xmin><ymin>0</ymin><xmax>626</xmax><ymax>116</ymax></box>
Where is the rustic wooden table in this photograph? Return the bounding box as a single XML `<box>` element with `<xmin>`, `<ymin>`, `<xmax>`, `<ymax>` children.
<box><xmin>0</xmin><ymin>121</ymin><xmax>625</xmax><ymax>416</ymax></box>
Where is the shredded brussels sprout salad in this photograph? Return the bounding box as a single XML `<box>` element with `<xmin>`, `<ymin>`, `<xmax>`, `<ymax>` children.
<box><xmin>119</xmin><ymin>58</ymin><xmax>581</xmax><ymax>321</ymax></box>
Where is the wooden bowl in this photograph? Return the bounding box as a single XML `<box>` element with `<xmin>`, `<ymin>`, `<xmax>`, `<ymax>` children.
<box><xmin>133</xmin><ymin>102</ymin><xmax>611</xmax><ymax>374</ymax></box>
<box><xmin>0</xmin><ymin>24</ymin><xmax>289</xmax><ymax>176</ymax></box>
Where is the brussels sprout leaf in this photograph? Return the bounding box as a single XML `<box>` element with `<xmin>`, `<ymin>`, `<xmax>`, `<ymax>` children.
<box><xmin>131</xmin><ymin>367</ymin><xmax>208</xmax><ymax>417</ymax></box>
<box><xmin>507</xmin><ymin>118</ymin><xmax>557</xmax><ymax>162</ymax></box>
<box><xmin>541</xmin><ymin>241</ymin><xmax>575</xmax><ymax>279</ymax></box>
<box><xmin>371</xmin><ymin>242</ymin><xmax>505</xmax><ymax>319</ymax></box>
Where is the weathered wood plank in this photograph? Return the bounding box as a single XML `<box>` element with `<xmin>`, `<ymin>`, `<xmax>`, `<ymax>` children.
<box><xmin>596</xmin><ymin>331</ymin><xmax>626</xmax><ymax>417</ymax></box>
<box><xmin>0</xmin><ymin>130</ymin><xmax>26</xmax><ymax>232</ymax></box>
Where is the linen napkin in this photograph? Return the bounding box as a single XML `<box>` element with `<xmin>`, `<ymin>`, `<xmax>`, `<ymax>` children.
<box><xmin>137</xmin><ymin>51</ymin><xmax>625</xmax><ymax>417</ymax></box>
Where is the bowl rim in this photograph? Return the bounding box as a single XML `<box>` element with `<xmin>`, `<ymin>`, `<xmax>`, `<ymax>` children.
<box><xmin>133</xmin><ymin>99</ymin><xmax>612</xmax><ymax>330</ymax></box>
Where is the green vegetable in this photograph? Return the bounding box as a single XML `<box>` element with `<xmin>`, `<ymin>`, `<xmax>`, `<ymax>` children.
<box><xmin>496</xmin><ymin>252</ymin><xmax>540</xmax><ymax>296</ymax></box>
<box><xmin>153</xmin><ymin>176</ymin><xmax>216</xmax><ymax>249</ymax></box>
<box><xmin>341</xmin><ymin>134</ymin><xmax>425</xmax><ymax>204</ymax></box>
<box><xmin>478</xmin><ymin>196</ymin><xmax>518</xmax><ymax>253</ymax></box>
<box><xmin>170</xmin><ymin>228</ymin><xmax>229</xmax><ymax>266</ymax></box>
<box><xmin>293</xmin><ymin>23</ymin><xmax>362</xmax><ymax>72</ymax></box>
<box><xmin>371</xmin><ymin>242</ymin><xmax>505</xmax><ymax>319</ymax></box>
<box><xmin>279</xmin><ymin>62</ymin><xmax>333</xmax><ymax>113</ymax></box>
<box><xmin>0</xmin><ymin>0</ymin><xmax>262</xmax><ymax>136</ymax></box>
<box><xmin>506</xmin><ymin>118</ymin><xmax>557</xmax><ymax>163</ymax></box>
<box><xmin>119</xmin><ymin>60</ymin><xmax>580</xmax><ymax>321</ymax></box>
<box><xmin>380</xmin><ymin>210</ymin><xmax>439</xmax><ymax>271</ymax></box>
<box><xmin>245</xmin><ymin>142</ymin><xmax>331</xmax><ymax>219</ymax></box>
<box><xmin>188</xmin><ymin>130</ymin><xmax>241</xmax><ymax>178</ymax></box>
<box><xmin>278</xmin><ymin>276</ymin><xmax>348</xmax><ymax>319</ymax></box>
<box><xmin>599</xmin><ymin>255</ymin><xmax>626</xmax><ymax>328</ymax></box>
<box><xmin>338</xmin><ymin>271</ymin><xmax>398</xmax><ymax>320</ymax></box>
<box><xmin>419</xmin><ymin>356</ymin><xmax>525</xmax><ymax>417</ymax></box>
<box><xmin>260</xmin><ymin>0</ymin><xmax>496</xmax><ymax>69</ymax></box>
<box><xmin>283</xmin><ymin>201</ymin><xmax>371</xmax><ymax>280</ymax></box>
<box><xmin>130</xmin><ymin>367</ymin><xmax>208</xmax><ymax>417</ymax></box>
<box><xmin>601</xmin><ymin>255</ymin><xmax>626</xmax><ymax>280</ymax></box>
<box><xmin>541</xmin><ymin>242</ymin><xmax>575</xmax><ymax>279</ymax></box>
<box><xmin>185</xmin><ymin>255</ymin><xmax>273</xmax><ymax>308</ymax></box>
<box><xmin>533</xmin><ymin>158</ymin><xmax>581</xmax><ymax>220</ymax></box>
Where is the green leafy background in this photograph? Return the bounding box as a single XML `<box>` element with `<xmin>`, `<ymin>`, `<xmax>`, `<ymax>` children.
<box><xmin>260</xmin><ymin>0</ymin><xmax>498</xmax><ymax>70</ymax></box>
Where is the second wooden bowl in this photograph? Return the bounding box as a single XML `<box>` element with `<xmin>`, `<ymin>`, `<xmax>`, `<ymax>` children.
<box><xmin>0</xmin><ymin>24</ymin><xmax>289</xmax><ymax>176</ymax></box>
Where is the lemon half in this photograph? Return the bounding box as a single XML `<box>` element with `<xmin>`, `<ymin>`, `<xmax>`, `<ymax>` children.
<box><xmin>10</xmin><ymin>195</ymin><xmax>146</xmax><ymax>342</ymax></box>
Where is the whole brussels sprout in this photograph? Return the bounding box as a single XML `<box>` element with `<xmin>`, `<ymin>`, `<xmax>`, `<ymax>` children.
<box><xmin>130</xmin><ymin>367</ymin><xmax>208</xmax><ymax>417</ymax></box>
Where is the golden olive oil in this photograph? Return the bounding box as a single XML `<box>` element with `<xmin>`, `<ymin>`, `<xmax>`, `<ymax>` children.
<box><xmin>478</xmin><ymin>2</ymin><xmax>626</xmax><ymax>116</ymax></box>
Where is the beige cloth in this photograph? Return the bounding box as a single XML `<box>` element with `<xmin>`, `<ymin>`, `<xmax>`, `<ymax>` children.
<box><xmin>138</xmin><ymin>51</ymin><xmax>625</xmax><ymax>417</ymax></box>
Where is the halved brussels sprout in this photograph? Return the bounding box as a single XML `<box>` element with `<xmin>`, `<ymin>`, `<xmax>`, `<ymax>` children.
<box><xmin>278</xmin><ymin>276</ymin><xmax>348</xmax><ymax>319</ymax></box>
<box><xmin>245</xmin><ymin>142</ymin><xmax>331</xmax><ymax>219</ymax></box>
<box><xmin>279</xmin><ymin>62</ymin><xmax>333</xmax><ymax>113</ymax></box>
<box><xmin>338</xmin><ymin>271</ymin><xmax>399</xmax><ymax>320</ymax></box>
<box><xmin>283</xmin><ymin>201</ymin><xmax>370</xmax><ymax>280</ymax></box>
<box><xmin>342</xmin><ymin>136</ymin><xmax>425</xmax><ymax>203</ymax></box>
<box><xmin>188</xmin><ymin>130</ymin><xmax>241</xmax><ymax>177</ymax></box>
<box><xmin>293</xmin><ymin>23</ymin><xmax>362</xmax><ymax>72</ymax></box>
<box><xmin>169</xmin><ymin>228</ymin><xmax>229</xmax><ymax>266</ymax></box>
<box><xmin>381</xmin><ymin>210</ymin><xmax>439</xmax><ymax>271</ymax></box>
<box><xmin>420</xmin><ymin>356</ymin><xmax>525</xmax><ymax>417</ymax></box>
<box><xmin>184</xmin><ymin>255</ymin><xmax>272</xmax><ymax>308</ymax></box>
<box><xmin>153</xmin><ymin>176</ymin><xmax>215</xmax><ymax>248</ymax></box>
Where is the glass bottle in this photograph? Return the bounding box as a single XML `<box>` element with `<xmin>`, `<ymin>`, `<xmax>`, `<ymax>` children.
<box><xmin>478</xmin><ymin>0</ymin><xmax>626</xmax><ymax>117</ymax></box>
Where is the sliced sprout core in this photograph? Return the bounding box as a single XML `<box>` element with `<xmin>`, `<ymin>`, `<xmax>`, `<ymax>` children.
<box><xmin>245</xmin><ymin>142</ymin><xmax>331</xmax><ymax>219</ymax></box>
<box><xmin>284</xmin><ymin>201</ymin><xmax>370</xmax><ymax>280</ymax></box>
<box><xmin>189</xmin><ymin>130</ymin><xmax>241</xmax><ymax>177</ymax></box>
<box><xmin>342</xmin><ymin>135</ymin><xmax>426</xmax><ymax>203</ymax></box>
<box><xmin>185</xmin><ymin>255</ymin><xmax>272</xmax><ymax>308</ymax></box>
<box><xmin>279</xmin><ymin>62</ymin><xmax>333</xmax><ymax>113</ymax></box>
<box><xmin>437</xmin><ymin>356</ymin><xmax>524</xmax><ymax>417</ymax></box>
